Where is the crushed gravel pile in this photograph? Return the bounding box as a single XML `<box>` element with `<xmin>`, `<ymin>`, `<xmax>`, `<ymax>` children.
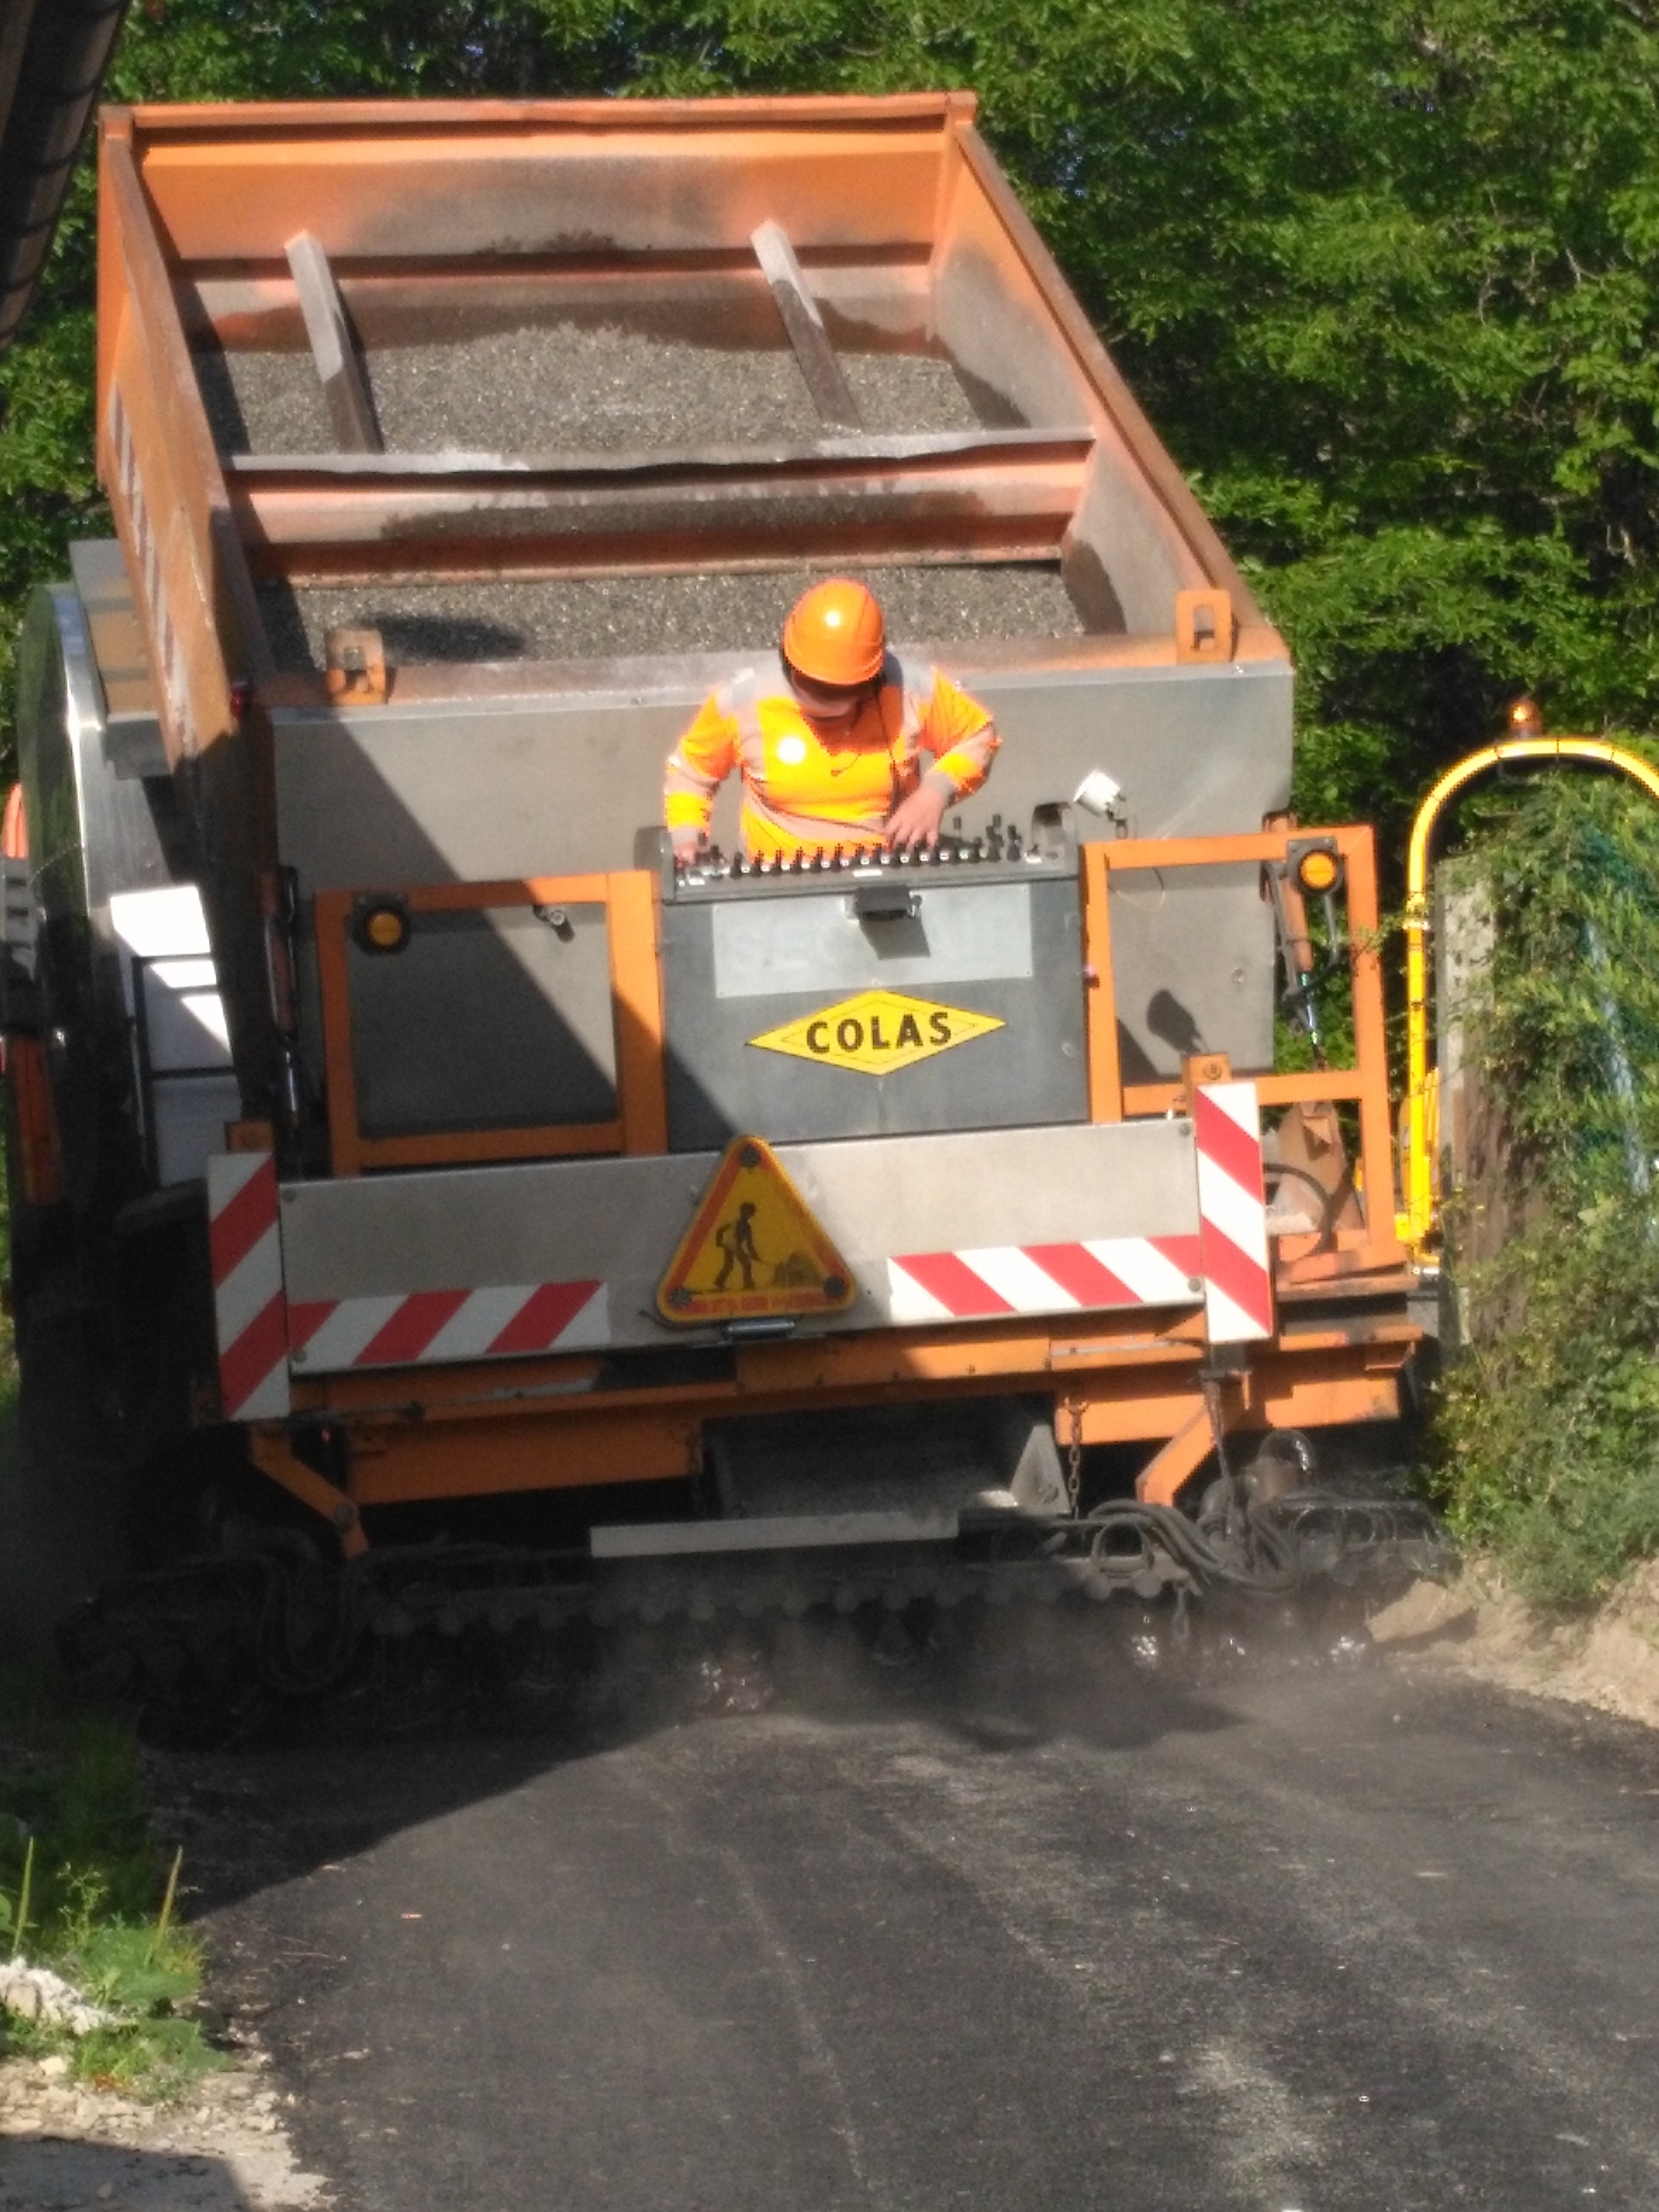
<box><xmin>257</xmin><ymin>562</ymin><xmax>1083</xmax><ymax>671</ymax></box>
<box><xmin>199</xmin><ymin>326</ymin><xmax>981</xmax><ymax>455</ymax></box>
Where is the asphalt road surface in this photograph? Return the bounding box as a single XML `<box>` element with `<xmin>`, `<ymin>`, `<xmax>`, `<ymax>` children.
<box><xmin>173</xmin><ymin>1628</ymin><xmax>1659</xmax><ymax>2212</ymax></box>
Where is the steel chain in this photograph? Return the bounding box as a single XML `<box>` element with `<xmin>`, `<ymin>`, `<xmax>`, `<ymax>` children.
<box><xmin>1066</xmin><ymin>1400</ymin><xmax>1084</xmax><ymax>1516</ymax></box>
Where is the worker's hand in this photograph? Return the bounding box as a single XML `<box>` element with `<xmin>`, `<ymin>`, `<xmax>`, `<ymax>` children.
<box><xmin>885</xmin><ymin>782</ymin><xmax>949</xmax><ymax>852</ymax></box>
<box><xmin>670</xmin><ymin>829</ymin><xmax>706</xmax><ymax>862</ymax></box>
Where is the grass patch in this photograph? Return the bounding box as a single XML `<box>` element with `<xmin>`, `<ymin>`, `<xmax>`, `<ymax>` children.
<box><xmin>1432</xmin><ymin>771</ymin><xmax>1659</xmax><ymax>1608</ymax></box>
<box><xmin>0</xmin><ymin>996</ymin><xmax>216</xmax><ymax>2097</ymax></box>
<box><xmin>0</xmin><ymin>1665</ymin><xmax>223</xmax><ymax>2098</ymax></box>
<box><xmin>4</xmin><ymin>2008</ymin><xmax>222</xmax><ymax>2100</ymax></box>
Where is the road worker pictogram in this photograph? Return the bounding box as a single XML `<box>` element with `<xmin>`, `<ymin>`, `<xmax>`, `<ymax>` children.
<box><xmin>746</xmin><ymin>989</ymin><xmax>1004</xmax><ymax>1076</ymax></box>
<box><xmin>657</xmin><ymin>1136</ymin><xmax>856</xmax><ymax>1325</ymax></box>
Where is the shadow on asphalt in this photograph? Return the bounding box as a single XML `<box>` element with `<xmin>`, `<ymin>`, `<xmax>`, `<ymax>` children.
<box><xmin>135</xmin><ymin>1599</ymin><xmax>1295</xmax><ymax>1922</ymax></box>
<box><xmin>0</xmin><ymin>1314</ymin><xmax>138</xmax><ymax>1665</ymax></box>
<box><xmin>0</xmin><ymin>2135</ymin><xmax>264</xmax><ymax>2209</ymax></box>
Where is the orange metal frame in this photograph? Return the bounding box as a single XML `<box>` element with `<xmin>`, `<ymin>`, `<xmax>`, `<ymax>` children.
<box><xmin>97</xmin><ymin>95</ymin><xmax>1288</xmax><ymax>727</ymax></box>
<box><xmin>1083</xmin><ymin>822</ymin><xmax>1401</xmax><ymax>1276</ymax></box>
<box><xmin>314</xmin><ymin>870</ymin><xmax>665</xmax><ymax>1174</ymax></box>
<box><xmin>267</xmin><ymin>1308</ymin><xmax>1414</xmax><ymax>1522</ymax></box>
<box><xmin>281</xmin><ymin>823</ymin><xmax>1418</xmax><ymax>1539</ymax></box>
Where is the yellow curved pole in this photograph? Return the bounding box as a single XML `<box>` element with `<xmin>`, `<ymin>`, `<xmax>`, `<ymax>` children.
<box><xmin>1404</xmin><ymin>736</ymin><xmax>1659</xmax><ymax>1253</ymax></box>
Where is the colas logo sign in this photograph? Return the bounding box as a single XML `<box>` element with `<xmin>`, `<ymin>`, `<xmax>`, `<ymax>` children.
<box><xmin>747</xmin><ymin>989</ymin><xmax>1003</xmax><ymax>1075</ymax></box>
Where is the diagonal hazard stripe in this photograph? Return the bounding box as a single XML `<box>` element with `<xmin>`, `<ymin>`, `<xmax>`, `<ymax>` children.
<box><xmin>1024</xmin><ymin>1243</ymin><xmax>1137</xmax><ymax>1308</ymax></box>
<box><xmin>1201</xmin><ymin>1223</ymin><xmax>1275</xmax><ymax>1337</ymax></box>
<box><xmin>488</xmin><ymin>1280</ymin><xmax>602</xmax><ymax>1356</ymax></box>
<box><xmin>1197</xmin><ymin>1154</ymin><xmax>1271</xmax><ymax>1262</ymax></box>
<box><xmin>1193</xmin><ymin>1089</ymin><xmax>1265</xmax><ymax>1203</ymax></box>
<box><xmin>356</xmin><ymin>1291</ymin><xmax>471</xmax><ymax>1368</ymax></box>
<box><xmin>963</xmin><ymin>1247</ymin><xmax>1079</xmax><ymax>1311</ymax></box>
<box><xmin>892</xmin><ymin>1250</ymin><xmax>1013</xmax><ymax>1318</ymax></box>
<box><xmin>219</xmin><ymin>1291</ymin><xmax>288</xmax><ymax>1420</ymax></box>
<box><xmin>1150</xmin><ymin>1234</ymin><xmax>1203</xmax><ymax>1280</ymax></box>
<box><xmin>286</xmin><ymin>1300</ymin><xmax>336</xmax><ymax>1353</ymax></box>
<box><xmin>209</xmin><ymin>1154</ymin><xmax>276</xmax><ymax>1283</ymax></box>
<box><xmin>886</xmin><ymin>1262</ymin><xmax>953</xmax><ymax>1325</ymax></box>
<box><xmin>214</xmin><ymin>1225</ymin><xmax>283</xmax><ymax>1352</ymax></box>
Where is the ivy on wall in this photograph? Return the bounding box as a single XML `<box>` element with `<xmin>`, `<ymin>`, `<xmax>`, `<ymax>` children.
<box><xmin>1435</xmin><ymin>772</ymin><xmax>1659</xmax><ymax>1604</ymax></box>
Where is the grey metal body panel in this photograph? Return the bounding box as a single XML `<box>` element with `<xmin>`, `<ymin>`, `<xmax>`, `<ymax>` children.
<box><xmin>68</xmin><ymin>543</ymin><xmax>169</xmax><ymax>779</ymax></box>
<box><xmin>591</xmin><ymin>1509</ymin><xmax>959</xmax><ymax>1556</ymax></box>
<box><xmin>710</xmin><ymin>878</ymin><xmax>1034</xmax><ymax>998</ymax></box>
<box><xmin>13</xmin><ymin>581</ymin><xmax>207</xmax><ymax>1212</ymax></box>
<box><xmin>663</xmin><ymin>860</ymin><xmax>1086</xmax><ymax>1148</ymax></box>
<box><xmin>347</xmin><ymin>899</ymin><xmax>617</xmax><ymax>1136</ymax></box>
<box><xmin>1107</xmin><ymin>861</ymin><xmax>1272</xmax><ymax>1083</ymax></box>
<box><xmin>272</xmin><ymin>653</ymin><xmax>1287</xmax><ymax>887</ymax></box>
<box><xmin>274</xmin><ymin>651</ymin><xmax>1288</xmax><ymax>1095</ymax></box>
<box><xmin>277</xmin><ymin>1116</ymin><xmax>1199</xmax><ymax>1356</ymax></box>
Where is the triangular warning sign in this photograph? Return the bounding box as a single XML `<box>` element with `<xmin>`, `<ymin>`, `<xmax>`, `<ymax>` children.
<box><xmin>657</xmin><ymin>1136</ymin><xmax>855</xmax><ymax>1326</ymax></box>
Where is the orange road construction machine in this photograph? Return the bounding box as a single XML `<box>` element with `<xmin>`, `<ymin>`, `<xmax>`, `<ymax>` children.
<box><xmin>2</xmin><ymin>94</ymin><xmax>1441</xmax><ymax>1702</ymax></box>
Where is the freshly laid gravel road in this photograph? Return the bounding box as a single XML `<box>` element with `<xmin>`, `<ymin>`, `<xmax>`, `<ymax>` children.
<box><xmin>134</xmin><ymin>1633</ymin><xmax>1659</xmax><ymax>2212</ymax></box>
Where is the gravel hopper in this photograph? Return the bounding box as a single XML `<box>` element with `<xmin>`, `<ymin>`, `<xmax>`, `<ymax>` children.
<box><xmin>3</xmin><ymin>94</ymin><xmax>1441</xmax><ymax>1710</ymax></box>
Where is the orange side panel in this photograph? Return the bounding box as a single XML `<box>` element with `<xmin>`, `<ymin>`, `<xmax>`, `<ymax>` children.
<box><xmin>248</xmin><ymin>1429</ymin><xmax>368</xmax><ymax>1559</ymax></box>
<box><xmin>1134</xmin><ymin>1405</ymin><xmax>1218</xmax><ymax>1507</ymax></box>
<box><xmin>1081</xmin><ymin>842</ymin><xmax>1122</xmax><ymax>1122</ymax></box>
<box><xmin>0</xmin><ymin>785</ymin><xmax>54</xmax><ymax>1202</ymax></box>
<box><xmin>607</xmin><ymin>868</ymin><xmax>668</xmax><ymax>1156</ymax></box>
<box><xmin>2</xmin><ymin>784</ymin><xmax>27</xmax><ymax>861</ymax></box>
<box><xmin>7</xmin><ymin>1036</ymin><xmax>62</xmax><ymax>1208</ymax></box>
<box><xmin>347</xmin><ymin>1409</ymin><xmax>700</xmax><ymax>1505</ymax></box>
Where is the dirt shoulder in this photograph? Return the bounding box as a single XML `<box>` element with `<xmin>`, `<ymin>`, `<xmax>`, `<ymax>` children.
<box><xmin>1372</xmin><ymin>1558</ymin><xmax>1659</xmax><ymax>1732</ymax></box>
<box><xmin>0</xmin><ymin>2049</ymin><xmax>328</xmax><ymax>2210</ymax></box>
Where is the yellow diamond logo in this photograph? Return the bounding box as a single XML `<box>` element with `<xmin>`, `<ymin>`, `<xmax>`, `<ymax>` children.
<box><xmin>748</xmin><ymin>990</ymin><xmax>1004</xmax><ymax>1075</ymax></box>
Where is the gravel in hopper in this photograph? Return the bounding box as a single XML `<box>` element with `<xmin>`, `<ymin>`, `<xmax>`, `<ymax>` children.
<box><xmin>212</xmin><ymin>319</ymin><xmax>1070</xmax><ymax>669</ymax></box>
<box><xmin>258</xmin><ymin>563</ymin><xmax>1083</xmax><ymax>673</ymax></box>
<box><xmin>199</xmin><ymin>325</ymin><xmax>981</xmax><ymax>456</ymax></box>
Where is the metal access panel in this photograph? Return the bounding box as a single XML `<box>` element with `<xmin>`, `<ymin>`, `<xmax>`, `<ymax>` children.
<box><xmin>658</xmin><ymin>849</ymin><xmax>1088</xmax><ymax>1149</ymax></box>
<box><xmin>276</xmin><ymin>1116</ymin><xmax>1201</xmax><ymax>1358</ymax></box>
<box><xmin>345</xmin><ymin>901</ymin><xmax>617</xmax><ymax>1137</ymax></box>
<box><xmin>1106</xmin><ymin>861</ymin><xmax>1275</xmax><ymax>1083</ymax></box>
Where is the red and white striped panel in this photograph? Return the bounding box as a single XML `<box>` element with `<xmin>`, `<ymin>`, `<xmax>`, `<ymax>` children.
<box><xmin>888</xmin><ymin>1236</ymin><xmax>1203</xmax><ymax>1323</ymax></box>
<box><xmin>1194</xmin><ymin>1079</ymin><xmax>1273</xmax><ymax>1342</ymax></box>
<box><xmin>208</xmin><ymin>1151</ymin><xmax>289</xmax><ymax>1421</ymax></box>
<box><xmin>287</xmin><ymin>1281</ymin><xmax>609</xmax><ymax>1373</ymax></box>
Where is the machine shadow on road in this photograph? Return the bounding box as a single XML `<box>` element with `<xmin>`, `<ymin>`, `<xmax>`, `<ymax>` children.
<box><xmin>141</xmin><ymin>1596</ymin><xmax>1285</xmax><ymax>1923</ymax></box>
<box><xmin>0</xmin><ymin>2135</ymin><xmax>266</xmax><ymax>2210</ymax></box>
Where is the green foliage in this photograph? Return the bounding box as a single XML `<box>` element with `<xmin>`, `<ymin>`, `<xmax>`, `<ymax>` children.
<box><xmin>0</xmin><ymin>1668</ymin><xmax>215</xmax><ymax>2098</ymax></box>
<box><xmin>2</xmin><ymin>0</ymin><xmax>1656</xmax><ymax>810</ymax></box>
<box><xmin>1434</xmin><ymin>775</ymin><xmax>1659</xmax><ymax>1604</ymax></box>
<box><xmin>5</xmin><ymin>2006</ymin><xmax>222</xmax><ymax>2100</ymax></box>
<box><xmin>1438</xmin><ymin>1196</ymin><xmax>1659</xmax><ymax>1606</ymax></box>
<box><xmin>0</xmin><ymin>1697</ymin><xmax>155</xmax><ymax>1933</ymax></box>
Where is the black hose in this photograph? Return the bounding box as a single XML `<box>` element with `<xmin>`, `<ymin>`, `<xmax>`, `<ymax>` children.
<box><xmin>1086</xmin><ymin>1500</ymin><xmax>1300</xmax><ymax>1596</ymax></box>
<box><xmin>1266</xmin><ymin>1161</ymin><xmax>1340</xmax><ymax>1249</ymax></box>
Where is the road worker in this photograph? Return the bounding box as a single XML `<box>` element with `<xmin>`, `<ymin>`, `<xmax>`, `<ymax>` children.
<box><xmin>664</xmin><ymin>580</ymin><xmax>1000</xmax><ymax>860</ymax></box>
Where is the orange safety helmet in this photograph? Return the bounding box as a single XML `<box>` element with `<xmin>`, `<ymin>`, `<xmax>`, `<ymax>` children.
<box><xmin>782</xmin><ymin>579</ymin><xmax>886</xmax><ymax>687</ymax></box>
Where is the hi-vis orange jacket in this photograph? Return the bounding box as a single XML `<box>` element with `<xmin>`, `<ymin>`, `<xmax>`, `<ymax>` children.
<box><xmin>664</xmin><ymin>652</ymin><xmax>1000</xmax><ymax>858</ymax></box>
